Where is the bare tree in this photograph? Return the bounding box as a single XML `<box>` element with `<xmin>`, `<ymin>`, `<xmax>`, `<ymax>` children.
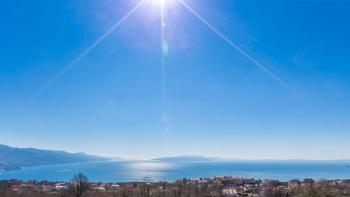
<box><xmin>71</xmin><ymin>172</ymin><xmax>90</xmax><ymax>197</ymax></box>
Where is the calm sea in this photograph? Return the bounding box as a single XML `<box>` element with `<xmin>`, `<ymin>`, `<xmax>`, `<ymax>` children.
<box><xmin>0</xmin><ymin>160</ymin><xmax>349</xmax><ymax>182</ymax></box>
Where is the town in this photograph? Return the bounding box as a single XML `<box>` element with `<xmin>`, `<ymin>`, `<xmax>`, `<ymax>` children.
<box><xmin>1</xmin><ymin>174</ymin><xmax>350</xmax><ymax>197</ymax></box>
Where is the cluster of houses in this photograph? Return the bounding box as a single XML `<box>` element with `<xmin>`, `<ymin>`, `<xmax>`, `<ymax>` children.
<box><xmin>216</xmin><ymin>176</ymin><xmax>350</xmax><ymax>196</ymax></box>
<box><xmin>1</xmin><ymin>177</ymin><xmax>350</xmax><ymax>196</ymax></box>
<box><xmin>0</xmin><ymin>179</ymin><xmax>122</xmax><ymax>193</ymax></box>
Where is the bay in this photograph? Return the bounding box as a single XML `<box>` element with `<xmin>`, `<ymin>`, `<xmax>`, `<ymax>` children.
<box><xmin>0</xmin><ymin>160</ymin><xmax>349</xmax><ymax>182</ymax></box>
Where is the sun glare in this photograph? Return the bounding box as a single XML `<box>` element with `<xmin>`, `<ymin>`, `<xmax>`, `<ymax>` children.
<box><xmin>150</xmin><ymin>0</ymin><xmax>175</xmax><ymax>7</ymax></box>
<box><xmin>155</xmin><ymin>0</ymin><xmax>165</xmax><ymax>3</ymax></box>
<box><xmin>154</xmin><ymin>0</ymin><xmax>167</xmax><ymax>4</ymax></box>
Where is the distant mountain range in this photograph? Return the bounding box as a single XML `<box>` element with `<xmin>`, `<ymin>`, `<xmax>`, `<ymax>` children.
<box><xmin>1</xmin><ymin>144</ymin><xmax>349</xmax><ymax>172</ymax></box>
<box><xmin>0</xmin><ymin>144</ymin><xmax>108</xmax><ymax>171</ymax></box>
<box><xmin>152</xmin><ymin>156</ymin><xmax>220</xmax><ymax>162</ymax></box>
<box><xmin>152</xmin><ymin>156</ymin><xmax>350</xmax><ymax>163</ymax></box>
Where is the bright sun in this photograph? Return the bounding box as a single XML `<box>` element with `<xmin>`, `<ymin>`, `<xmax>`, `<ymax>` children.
<box><xmin>154</xmin><ymin>0</ymin><xmax>167</xmax><ymax>4</ymax></box>
<box><xmin>151</xmin><ymin>0</ymin><xmax>175</xmax><ymax>7</ymax></box>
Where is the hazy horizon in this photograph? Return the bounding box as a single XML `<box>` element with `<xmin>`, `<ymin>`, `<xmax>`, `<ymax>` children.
<box><xmin>1</xmin><ymin>0</ymin><xmax>350</xmax><ymax>160</ymax></box>
<box><xmin>2</xmin><ymin>143</ymin><xmax>350</xmax><ymax>161</ymax></box>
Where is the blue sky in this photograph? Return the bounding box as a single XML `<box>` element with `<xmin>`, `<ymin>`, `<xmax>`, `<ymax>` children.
<box><xmin>1</xmin><ymin>0</ymin><xmax>350</xmax><ymax>160</ymax></box>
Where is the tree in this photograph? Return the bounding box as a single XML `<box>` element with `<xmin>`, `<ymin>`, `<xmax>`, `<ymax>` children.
<box><xmin>71</xmin><ymin>172</ymin><xmax>90</xmax><ymax>197</ymax></box>
<box><xmin>292</xmin><ymin>180</ymin><xmax>338</xmax><ymax>197</ymax></box>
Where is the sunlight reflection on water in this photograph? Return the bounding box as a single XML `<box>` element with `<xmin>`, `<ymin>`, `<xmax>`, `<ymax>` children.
<box><xmin>126</xmin><ymin>161</ymin><xmax>175</xmax><ymax>181</ymax></box>
<box><xmin>128</xmin><ymin>161</ymin><xmax>174</xmax><ymax>171</ymax></box>
<box><xmin>1</xmin><ymin>161</ymin><xmax>350</xmax><ymax>182</ymax></box>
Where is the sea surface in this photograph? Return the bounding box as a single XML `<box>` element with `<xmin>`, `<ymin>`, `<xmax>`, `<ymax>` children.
<box><xmin>0</xmin><ymin>160</ymin><xmax>350</xmax><ymax>182</ymax></box>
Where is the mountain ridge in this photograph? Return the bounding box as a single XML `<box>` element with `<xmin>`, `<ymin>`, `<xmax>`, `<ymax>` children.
<box><xmin>152</xmin><ymin>155</ymin><xmax>220</xmax><ymax>162</ymax></box>
<box><xmin>0</xmin><ymin>144</ymin><xmax>109</xmax><ymax>171</ymax></box>
<box><xmin>151</xmin><ymin>155</ymin><xmax>350</xmax><ymax>162</ymax></box>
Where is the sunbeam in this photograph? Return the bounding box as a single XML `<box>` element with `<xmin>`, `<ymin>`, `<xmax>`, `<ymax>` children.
<box><xmin>46</xmin><ymin>0</ymin><xmax>146</xmax><ymax>87</ymax></box>
<box><xmin>178</xmin><ymin>0</ymin><xmax>291</xmax><ymax>89</ymax></box>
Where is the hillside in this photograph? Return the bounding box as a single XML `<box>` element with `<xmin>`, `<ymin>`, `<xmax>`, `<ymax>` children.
<box><xmin>0</xmin><ymin>144</ymin><xmax>108</xmax><ymax>171</ymax></box>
